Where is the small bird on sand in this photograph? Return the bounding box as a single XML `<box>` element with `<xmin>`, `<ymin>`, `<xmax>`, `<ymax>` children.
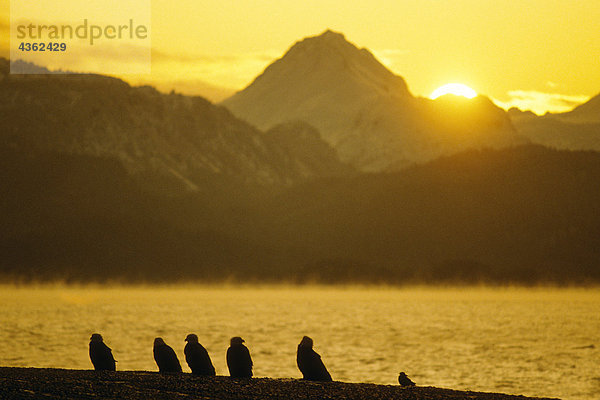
<box><xmin>89</xmin><ymin>333</ymin><xmax>116</xmax><ymax>371</ymax></box>
<box><xmin>296</xmin><ymin>336</ymin><xmax>332</xmax><ymax>381</ymax></box>
<box><xmin>398</xmin><ymin>372</ymin><xmax>416</xmax><ymax>386</ymax></box>
<box><xmin>226</xmin><ymin>336</ymin><xmax>253</xmax><ymax>378</ymax></box>
<box><xmin>184</xmin><ymin>333</ymin><xmax>216</xmax><ymax>376</ymax></box>
<box><xmin>153</xmin><ymin>337</ymin><xmax>182</xmax><ymax>373</ymax></box>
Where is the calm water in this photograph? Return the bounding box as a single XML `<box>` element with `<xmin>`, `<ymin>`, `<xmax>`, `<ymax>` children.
<box><xmin>0</xmin><ymin>285</ymin><xmax>598</xmax><ymax>399</ymax></box>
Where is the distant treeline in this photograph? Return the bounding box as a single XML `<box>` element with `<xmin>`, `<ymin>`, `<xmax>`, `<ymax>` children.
<box><xmin>1</xmin><ymin>145</ymin><xmax>600</xmax><ymax>285</ymax></box>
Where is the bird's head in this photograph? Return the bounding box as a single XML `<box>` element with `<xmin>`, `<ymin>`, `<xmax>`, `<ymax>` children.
<box><xmin>154</xmin><ymin>337</ymin><xmax>166</xmax><ymax>347</ymax></box>
<box><xmin>90</xmin><ymin>333</ymin><xmax>103</xmax><ymax>342</ymax></box>
<box><xmin>230</xmin><ymin>336</ymin><xmax>245</xmax><ymax>346</ymax></box>
<box><xmin>300</xmin><ymin>336</ymin><xmax>313</xmax><ymax>348</ymax></box>
<box><xmin>185</xmin><ymin>333</ymin><xmax>198</xmax><ymax>343</ymax></box>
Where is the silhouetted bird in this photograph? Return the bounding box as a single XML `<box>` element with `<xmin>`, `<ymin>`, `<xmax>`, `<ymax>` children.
<box><xmin>89</xmin><ymin>333</ymin><xmax>116</xmax><ymax>371</ymax></box>
<box><xmin>398</xmin><ymin>372</ymin><xmax>416</xmax><ymax>386</ymax></box>
<box><xmin>296</xmin><ymin>336</ymin><xmax>332</xmax><ymax>381</ymax></box>
<box><xmin>184</xmin><ymin>333</ymin><xmax>216</xmax><ymax>376</ymax></box>
<box><xmin>226</xmin><ymin>337</ymin><xmax>253</xmax><ymax>378</ymax></box>
<box><xmin>153</xmin><ymin>337</ymin><xmax>182</xmax><ymax>373</ymax></box>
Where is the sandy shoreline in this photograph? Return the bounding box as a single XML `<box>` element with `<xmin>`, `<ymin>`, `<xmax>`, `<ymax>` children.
<box><xmin>0</xmin><ymin>367</ymin><xmax>559</xmax><ymax>400</ymax></box>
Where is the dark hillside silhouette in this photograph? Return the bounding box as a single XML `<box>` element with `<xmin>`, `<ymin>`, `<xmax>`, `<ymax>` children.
<box><xmin>248</xmin><ymin>145</ymin><xmax>600</xmax><ymax>284</ymax></box>
<box><xmin>0</xmin><ymin>148</ymin><xmax>264</xmax><ymax>282</ymax></box>
<box><xmin>2</xmin><ymin>60</ymin><xmax>600</xmax><ymax>284</ymax></box>
<box><xmin>1</xmin><ymin>144</ymin><xmax>600</xmax><ymax>284</ymax></box>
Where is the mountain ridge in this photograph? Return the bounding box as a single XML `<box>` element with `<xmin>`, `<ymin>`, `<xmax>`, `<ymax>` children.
<box><xmin>562</xmin><ymin>92</ymin><xmax>600</xmax><ymax>123</ymax></box>
<box><xmin>509</xmin><ymin>91</ymin><xmax>600</xmax><ymax>151</ymax></box>
<box><xmin>223</xmin><ymin>30</ymin><xmax>525</xmax><ymax>171</ymax></box>
<box><xmin>0</xmin><ymin>57</ymin><xmax>351</xmax><ymax>191</ymax></box>
<box><xmin>2</xmin><ymin>50</ymin><xmax>600</xmax><ymax>284</ymax></box>
<box><xmin>2</xmin><ymin>143</ymin><xmax>600</xmax><ymax>284</ymax></box>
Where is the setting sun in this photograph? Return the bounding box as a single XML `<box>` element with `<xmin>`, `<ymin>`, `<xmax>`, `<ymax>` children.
<box><xmin>430</xmin><ymin>83</ymin><xmax>478</xmax><ymax>100</ymax></box>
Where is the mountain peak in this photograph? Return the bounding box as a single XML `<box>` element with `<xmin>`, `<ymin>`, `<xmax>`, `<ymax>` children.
<box><xmin>222</xmin><ymin>31</ymin><xmax>522</xmax><ymax>171</ymax></box>
<box><xmin>296</xmin><ymin>29</ymin><xmax>348</xmax><ymax>46</ymax></box>
<box><xmin>222</xmin><ymin>30</ymin><xmax>412</xmax><ymax>130</ymax></box>
<box><xmin>286</xmin><ymin>29</ymin><xmax>369</xmax><ymax>63</ymax></box>
<box><xmin>318</xmin><ymin>29</ymin><xmax>346</xmax><ymax>41</ymax></box>
<box><xmin>236</xmin><ymin>30</ymin><xmax>408</xmax><ymax>95</ymax></box>
<box><xmin>309</xmin><ymin>29</ymin><xmax>353</xmax><ymax>48</ymax></box>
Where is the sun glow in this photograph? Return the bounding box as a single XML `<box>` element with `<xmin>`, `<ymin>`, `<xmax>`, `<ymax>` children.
<box><xmin>430</xmin><ymin>83</ymin><xmax>478</xmax><ymax>100</ymax></box>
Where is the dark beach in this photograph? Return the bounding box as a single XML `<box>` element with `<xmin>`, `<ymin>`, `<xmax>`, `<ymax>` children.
<box><xmin>0</xmin><ymin>367</ymin><xmax>559</xmax><ymax>400</ymax></box>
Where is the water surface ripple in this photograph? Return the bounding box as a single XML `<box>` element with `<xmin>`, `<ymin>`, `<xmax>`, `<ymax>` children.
<box><xmin>0</xmin><ymin>285</ymin><xmax>597</xmax><ymax>400</ymax></box>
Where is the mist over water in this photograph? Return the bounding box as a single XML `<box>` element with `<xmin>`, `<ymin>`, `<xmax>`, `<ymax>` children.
<box><xmin>0</xmin><ymin>285</ymin><xmax>598</xmax><ymax>400</ymax></box>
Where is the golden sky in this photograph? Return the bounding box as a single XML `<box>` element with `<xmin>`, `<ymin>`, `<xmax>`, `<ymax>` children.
<box><xmin>2</xmin><ymin>0</ymin><xmax>599</xmax><ymax>114</ymax></box>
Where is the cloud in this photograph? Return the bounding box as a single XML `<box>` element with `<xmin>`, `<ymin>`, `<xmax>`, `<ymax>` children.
<box><xmin>151</xmin><ymin>49</ymin><xmax>276</xmax><ymax>65</ymax></box>
<box><xmin>149</xmin><ymin>48</ymin><xmax>281</xmax><ymax>89</ymax></box>
<box><xmin>129</xmin><ymin>49</ymin><xmax>283</xmax><ymax>99</ymax></box>
<box><xmin>493</xmin><ymin>90</ymin><xmax>590</xmax><ymax>115</ymax></box>
<box><xmin>130</xmin><ymin>77</ymin><xmax>236</xmax><ymax>102</ymax></box>
<box><xmin>151</xmin><ymin>50</ymin><xmax>235</xmax><ymax>64</ymax></box>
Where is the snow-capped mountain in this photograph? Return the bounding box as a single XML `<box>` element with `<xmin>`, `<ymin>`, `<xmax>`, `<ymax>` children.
<box><xmin>0</xmin><ymin>58</ymin><xmax>350</xmax><ymax>191</ymax></box>
<box><xmin>223</xmin><ymin>30</ymin><xmax>525</xmax><ymax>171</ymax></box>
